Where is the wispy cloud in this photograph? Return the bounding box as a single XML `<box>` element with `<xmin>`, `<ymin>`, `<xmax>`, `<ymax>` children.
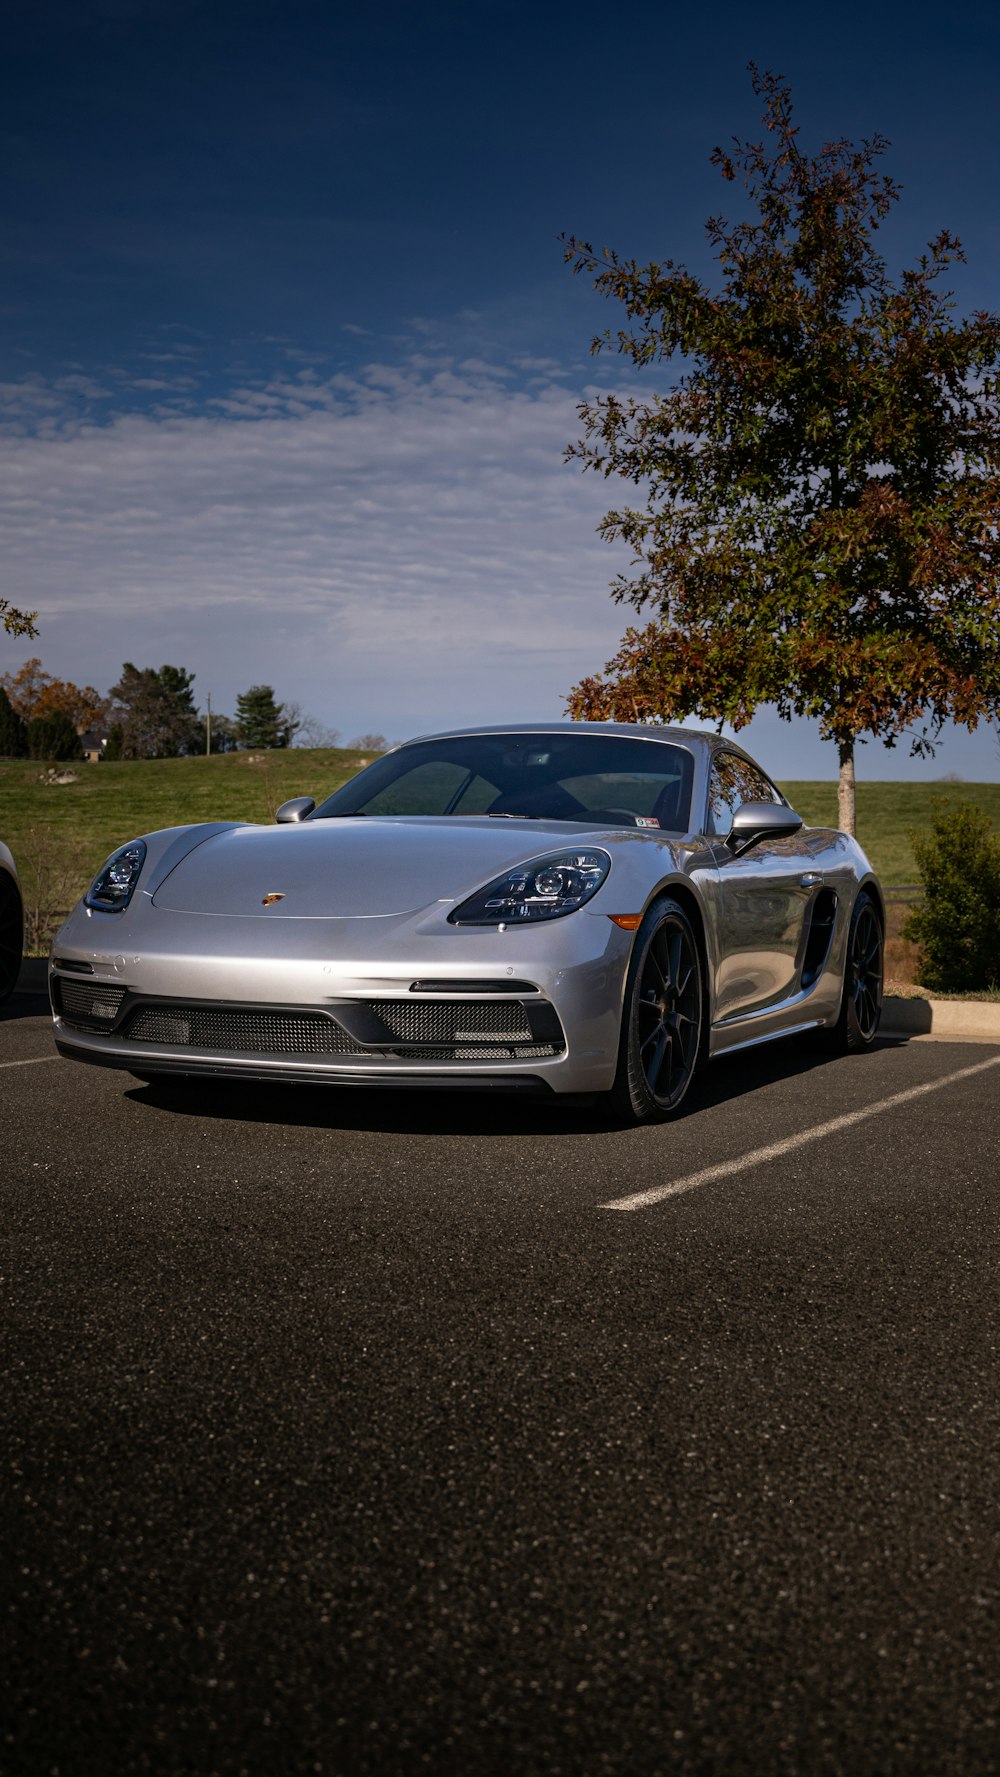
<box><xmin>54</xmin><ymin>374</ymin><xmax>113</xmax><ymax>399</ymax></box>
<box><xmin>0</xmin><ymin>375</ymin><xmax>82</xmax><ymax>424</ymax></box>
<box><xmin>127</xmin><ymin>374</ymin><xmax>201</xmax><ymax>393</ymax></box>
<box><xmin>0</xmin><ymin>357</ymin><xmax>627</xmax><ymax>736</ymax></box>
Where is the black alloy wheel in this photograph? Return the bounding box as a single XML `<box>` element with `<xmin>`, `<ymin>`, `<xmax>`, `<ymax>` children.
<box><xmin>829</xmin><ymin>890</ymin><xmax>883</xmax><ymax>1053</ymax></box>
<box><xmin>0</xmin><ymin>872</ymin><xmax>23</xmax><ymax>1007</ymax></box>
<box><xmin>611</xmin><ymin>896</ymin><xmax>704</xmax><ymax>1124</ymax></box>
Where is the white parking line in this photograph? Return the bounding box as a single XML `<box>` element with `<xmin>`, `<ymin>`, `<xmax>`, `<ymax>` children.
<box><xmin>600</xmin><ymin>1054</ymin><xmax>1000</xmax><ymax>1213</ymax></box>
<box><xmin>0</xmin><ymin>1055</ymin><xmax>61</xmax><ymax>1070</ymax></box>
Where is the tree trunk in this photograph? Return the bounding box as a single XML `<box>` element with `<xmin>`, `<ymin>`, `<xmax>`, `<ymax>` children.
<box><xmin>837</xmin><ymin>736</ymin><xmax>856</xmax><ymax>837</ymax></box>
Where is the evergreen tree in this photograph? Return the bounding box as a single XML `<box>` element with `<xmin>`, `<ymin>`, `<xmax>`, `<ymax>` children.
<box><xmin>235</xmin><ymin>685</ymin><xmax>299</xmax><ymax>749</ymax></box>
<box><xmin>0</xmin><ymin>686</ymin><xmax>28</xmax><ymax>758</ymax></box>
<box><xmin>108</xmin><ymin>663</ymin><xmax>201</xmax><ymax>759</ymax></box>
<box><xmin>27</xmin><ymin>711</ymin><xmax>82</xmax><ymax>761</ymax></box>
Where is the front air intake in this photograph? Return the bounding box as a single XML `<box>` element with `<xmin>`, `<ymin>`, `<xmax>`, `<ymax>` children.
<box><xmin>124</xmin><ymin>1006</ymin><xmax>363</xmax><ymax>1054</ymax></box>
<box><xmin>55</xmin><ymin>978</ymin><xmax>127</xmax><ymax>1028</ymax></box>
<box><xmin>367</xmin><ymin>999</ymin><xmax>534</xmax><ymax>1044</ymax></box>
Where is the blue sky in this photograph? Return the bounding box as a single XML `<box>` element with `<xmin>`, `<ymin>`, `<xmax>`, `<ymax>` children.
<box><xmin>3</xmin><ymin>0</ymin><xmax>999</xmax><ymax>780</ymax></box>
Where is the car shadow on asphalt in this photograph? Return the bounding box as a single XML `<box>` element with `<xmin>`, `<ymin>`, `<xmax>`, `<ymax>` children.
<box><xmin>122</xmin><ymin>1033</ymin><xmax>901</xmax><ymax>1139</ymax></box>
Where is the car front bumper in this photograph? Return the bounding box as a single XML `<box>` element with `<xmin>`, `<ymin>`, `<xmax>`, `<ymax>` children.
<box><xmin>50</xmin><ymin>898</ymin><xmax>634</xmax><ymax>1095</ymax></box>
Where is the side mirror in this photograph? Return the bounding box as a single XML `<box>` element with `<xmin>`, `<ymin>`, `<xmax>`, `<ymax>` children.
<box><xmin>276</xmin><ymin>797</ymin><xmax>315</xmax><ymax>824</ymax></box>
<box><xmin>727</xmin><ymin>800</ymin><xmax>803</xmax><ymax>855</ymax></box>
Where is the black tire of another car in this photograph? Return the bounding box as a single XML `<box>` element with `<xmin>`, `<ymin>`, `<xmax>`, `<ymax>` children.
<box><xmin>0</xmin><ymin>873</ymin><xmax>23</xmax><ymax>1007</ymax></box>
<box><xmin>610</xmin><ymin>895</ymin><xmax>704</xmax><ymax>1125</ymax></box>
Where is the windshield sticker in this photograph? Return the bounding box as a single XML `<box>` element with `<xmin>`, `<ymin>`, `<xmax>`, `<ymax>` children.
<box><xmin>635</xmin><ymin>816</ymin><xmax>660</xmax><ymax>828</ymax></box>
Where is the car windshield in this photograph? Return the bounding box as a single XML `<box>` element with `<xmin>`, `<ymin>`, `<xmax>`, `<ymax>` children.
<box><xmin>312</xmin><ymin>733</ymin><xmax>694</xmax><ymax>831</ymax></box>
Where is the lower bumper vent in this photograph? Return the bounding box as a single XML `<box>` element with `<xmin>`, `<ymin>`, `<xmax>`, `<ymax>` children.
<box><xmin>366</xmin><ymin>999</ymin><xmax>534</xmax><ymax>1044</ymax></box>
<box><xmin>125</xmin><ymin>1007</ymin><xmax>363</xmax><ymax>1054</ymax></box>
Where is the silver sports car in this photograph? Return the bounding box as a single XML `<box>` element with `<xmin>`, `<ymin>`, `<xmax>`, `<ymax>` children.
<box><xmin>49</xmin><ymin>723</ymin><xmax>884</xmax><ymax>1122</ymax></box>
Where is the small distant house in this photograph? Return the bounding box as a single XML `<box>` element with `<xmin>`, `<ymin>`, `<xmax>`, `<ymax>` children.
<box><xmin>78</xmin><ymin>727</ymin><xmax>109</xmax><ymax>763</ymax></box>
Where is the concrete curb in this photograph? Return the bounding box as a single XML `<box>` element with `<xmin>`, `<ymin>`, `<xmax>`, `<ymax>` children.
<box><xmin>880</xmin><ymin>995</ymin><xmax>1000</xmax><ymax>1042</ymax></box>
<box><xmin>15</xmin><ymin>958</ymin><xmax>1000</xmax><ymax>1042</ymax></box>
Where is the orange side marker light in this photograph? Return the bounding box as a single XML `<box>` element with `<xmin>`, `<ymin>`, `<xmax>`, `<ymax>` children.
<box><xmin>608</xmin><ymin>914</ymin><xmax>643</xmax><ymax>931</ymax></box>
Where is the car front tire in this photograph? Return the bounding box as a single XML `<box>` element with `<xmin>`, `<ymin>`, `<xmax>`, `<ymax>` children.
<box><xmin>609</xmin><ymin>896</ymin><xmax>704</xmax><ymax>1125</ymax></box>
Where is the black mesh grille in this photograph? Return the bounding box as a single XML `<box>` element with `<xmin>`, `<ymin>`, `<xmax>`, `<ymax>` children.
<box><xmin>57</xmin><ymin>979</ymin><xmax>127</xmax><ymax>1026</ymax></box>
<box><xmin>104</xmin><ymin>995</ymin><xmax>562</xmax><ymax>1065</ymax></box>
<box><xmin>124</xmin><ymin>1007</ymin><xmax>363</xmax><ymax>1054</ymax></box>
<box><xmin>367</xmin><ymin>999</ymin><xmax>533</xmax><ymax>1043</ymax></box>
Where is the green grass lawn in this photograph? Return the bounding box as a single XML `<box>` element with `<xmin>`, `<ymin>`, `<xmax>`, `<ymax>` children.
<box><xmin>779</xmin><ymin>779</ymin><xmax>1000</xmax><ymax>887</ymax></box>
<box><xmin>1</xmin><ymin>747</ymin><xmax>371</xmax><ymax>949</ymax></box>
<box><xmin>2</xmin><ymin>748</ymin><xmax>998</xmax><ymax>950</ymax></box>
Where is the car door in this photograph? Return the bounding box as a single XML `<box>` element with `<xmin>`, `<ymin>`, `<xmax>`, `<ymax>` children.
<box><xmin>706</xmin><ymin>751</ymin><xmax>815</xmax><ymax>1024</ymax></box>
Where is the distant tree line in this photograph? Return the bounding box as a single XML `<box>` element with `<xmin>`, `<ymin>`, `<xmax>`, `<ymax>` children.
<box><xmin>0</xmin><ymin>660</ymin><xmax>105</xmax><ymax>762</ymax></box>
<box><xmin>102</xmin><ymin>663</ymin><xmax>203</xmax><ymax>760</ymax></box>
<box><xmin>0</xmin><ymin>657</ymin><xmax>346</xmax><ymax>761</ymax></box>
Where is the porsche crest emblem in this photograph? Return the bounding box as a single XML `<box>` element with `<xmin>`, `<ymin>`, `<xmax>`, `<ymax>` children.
<box><xmin>261</xmin><ymin>892</ymin><xmax>285</xmax><ymax>906</ymax></box>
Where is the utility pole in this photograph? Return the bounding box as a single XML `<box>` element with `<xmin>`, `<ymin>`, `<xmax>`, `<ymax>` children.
<box><xmin>205</xmin><ymin>692</ymin><xmax>212</xmax><ymax>757</ymax></box>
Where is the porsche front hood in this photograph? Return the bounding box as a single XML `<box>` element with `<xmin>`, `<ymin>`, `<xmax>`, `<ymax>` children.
<box><xmin>149</xmin><ymin>816</ymin><xmax>607</xmax><ymax>918</ymax></box>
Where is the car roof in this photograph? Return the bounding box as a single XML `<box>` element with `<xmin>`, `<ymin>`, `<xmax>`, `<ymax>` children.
<box><xmin>401</xmin><ymin>721</ymin><xmax>719</xmax><ymax>749</ymax></box>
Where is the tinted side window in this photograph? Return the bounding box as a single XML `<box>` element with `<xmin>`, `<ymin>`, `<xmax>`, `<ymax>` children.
<box><xmin>707</xmin><ymin>753</ymin><xmax>782</xmax><ymax>836</ymax></box>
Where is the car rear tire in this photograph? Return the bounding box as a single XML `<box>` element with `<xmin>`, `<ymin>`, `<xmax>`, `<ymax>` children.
<box><xmin>827</xmin><ymin>890</ymin><xmax>883</xmax><ymax>1053</ymax></box>
<box><xmin>609</xmin><ymin>896</ymin><xmax>704</xmax><ymax>1124</ymax></box>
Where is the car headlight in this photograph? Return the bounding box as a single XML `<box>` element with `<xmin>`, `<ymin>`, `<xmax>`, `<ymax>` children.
<box><xmin>85</xmin><ymin>840</ymin><xmax>147</xmax><ymax>912</ymax></box>
<box><xmin>449</xmin><ymin>848</ymin><xmax>611</xmax><ymax>926</ymax></box>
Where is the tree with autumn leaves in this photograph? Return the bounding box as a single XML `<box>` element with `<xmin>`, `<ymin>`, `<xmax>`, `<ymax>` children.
<box><xmin>563</xmin><ymin>68</ymin><xmax>1000</xmax><ymax>833</ymax></box>
<box><xmin>0</xmin><ymin>658</ymin><xmax>110</xmax><ymax>734</ymax></box>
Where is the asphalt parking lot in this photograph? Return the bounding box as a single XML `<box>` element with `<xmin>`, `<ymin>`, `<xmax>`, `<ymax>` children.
<box><xmin>3</xmin><ymin>987</ymin><xmax>999</xmax><ymax>1777</ymax></box>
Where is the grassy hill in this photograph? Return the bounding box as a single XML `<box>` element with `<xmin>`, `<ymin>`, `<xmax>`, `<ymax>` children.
<box><xmin>1</xmin><ymin>748</ymin><xmax>998</xmax><ymax>949</ymax></box>
<box><xmin>1</xmin><ymin>747</ymin><xmax>370</xmax><ymax>949</ymax></box>
<box><xmin>779</xmin><ymin>779</ymin><xmax>1000</xmax><ymax>886</ymax></box>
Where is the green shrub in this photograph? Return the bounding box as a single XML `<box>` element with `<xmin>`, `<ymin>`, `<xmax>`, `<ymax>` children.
<box><xmin>904</xmin><ymin>802</ymin><xmax>1000</xmax><ymax>993</ymax></box>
